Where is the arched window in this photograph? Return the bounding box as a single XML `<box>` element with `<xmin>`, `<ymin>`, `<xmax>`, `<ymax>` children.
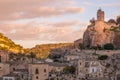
<box><xmin>35</xmin><ymin>69</ymin><xmax>39</xmax><ymax>74</ymax></box>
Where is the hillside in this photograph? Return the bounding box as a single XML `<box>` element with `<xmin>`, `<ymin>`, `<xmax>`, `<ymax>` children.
<box><xmin>0</xmin><ymin>33</ymin><xmax>24</xmax><ymax>53</ymax></box>
<box><xmin>31</xmin><ymin>43</ymin><xmax>74</xmax><ymax>59</ymax></box>
<box><xmin>0</xmin><ymin>32</ymin><xmax>73</xmax><ymax>58</ymax></box>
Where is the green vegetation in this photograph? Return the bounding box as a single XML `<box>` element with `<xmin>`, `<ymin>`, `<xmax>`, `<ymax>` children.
<box><xmin>49</xmin><ymin>54</ymin><xmax>61</xmax><ymax>59</ymax></box>
<box><xmin>98</xmin><ymin>55</ymin><xmax>108</xmax><ymax>60</ymax></box>
<box><xmin>28</xmin><ymin>52</ymin><xmax>36</xmax><ymax>63</ymax></box>
<box><xmin>63</xmin><ymin>66</ymin><xmax>76</xmax><ymax>74</ymax></box>
<box><xmin>117</xmin><ymin>17</ymin><xmax>120</xmax><ymax>24</ymax></box>
<box><xmin>103</xmin><ymin>43</ymin><xmax>114</xmax><ymax>50</ymax></box>
<box><xmin>79</xmin><ymin>43</ymin><xmax>84</xmax><ymax>50</ymax></box>
<box><xmin>108</xmin><ymin>19</ymin><xmax>116</xmax><ymax>24</ymax></box>
<box><xmin>110</xmin><ymin>25</ymin><xmax>120</xmax><ymax>32</ymax></box>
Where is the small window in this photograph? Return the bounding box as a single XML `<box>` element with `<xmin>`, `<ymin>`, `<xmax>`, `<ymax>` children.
<box><xmin>9</xmin><ymin>79</ymin><xmax>13</xmax><ymax>80</ymax></box>
<box><xmin>92</xmin><ymin>69</ymin><xmax>94</xmax><ymax>73</ymax></box>
<box><xmin>0</xmin><ymin>55</ymin><xmax>1</xmax><ymax>62</ymax></box>
<box><xmin>21</xmin><ymin>74</ymin><xmax>24</xmax><ymax>78</ymax></box>
<box><xmin>80</xmin><ymin>62</ymin><xmax>81</xmax><ymax>65</ymax></box>
<box><xmin>44</xmin><ymin>69</ymin><xmax>46</xmax><ymax>72</ymax></box>
<box><xmin>36</xmin><ymin>76</ymin><xmax>38</xmax><ymax>79</ymax></box>
<box><xmin>13</xmin><ymin>68</ymin><xmax>15</xmax><ymax>71</ymax></box>
<box><xmin>0</xmin><ymin>67</ymin><xmax>2</xmax><ymax>70</ymax></box>
<box><xmin>35</xmin><ymin>69</ymin><xmax>39</xmax><ymax>74</ymax></box>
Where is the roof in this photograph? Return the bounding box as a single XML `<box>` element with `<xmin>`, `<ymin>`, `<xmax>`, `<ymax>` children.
<box><xmin>29</xmin><ymin>62</ymin><xmax>68</xmax><ymax>67</ymax></box>
<box><xmin>0</xmin><ymin>78</ymin><xmax>2</xmax><ymax>80</ymax></box>
<box><xmin>47</xmin><ymin>62</ymin><xmax>68</xmax><ymax>67</ymax></box>
<box><xmin>14</xmin><ymin>69</ymin><xmax>28</xmax><ymax>73</ymax></box>
<box><xmin>3</xmin><ymin>73</ymin><xmax>18</xmax><ymax>77</ymax></box>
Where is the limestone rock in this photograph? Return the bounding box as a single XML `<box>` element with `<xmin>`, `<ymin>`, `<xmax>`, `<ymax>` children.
<box><xmin>82</xmin><ymin>8</ymin><xmax>120</xmax><ymax>49</ymax></box>
<box><xmin>113</xmin><ymin>32</ymin><xmax>120</xmax><ymax>49</ymax></box>
<box><xmin>83</xmin><ymin>21</ymin><xmax>115</xmax><ymax>48</ymax></box>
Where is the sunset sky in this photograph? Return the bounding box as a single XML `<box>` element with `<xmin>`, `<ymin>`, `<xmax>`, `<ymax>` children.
<box><xmin>0</xmin><ymin>0</ymin><xmax>120</xmax><ymax>48</ymax></box>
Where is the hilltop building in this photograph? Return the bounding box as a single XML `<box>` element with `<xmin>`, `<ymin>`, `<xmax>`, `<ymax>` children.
<box><xmin>83</xmin><ymin>8</ymin><xmax>118</xmax><ymax>48</ymax></box>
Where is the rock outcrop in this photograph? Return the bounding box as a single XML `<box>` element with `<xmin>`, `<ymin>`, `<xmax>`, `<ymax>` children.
<box><xmin>113</xmin><ymin>32</ymin><xmax>120</xmax><ymax>49</ymax></box>
<box><xmin>83</xmin><ymin>9</ymin><xmax>120</xmax><ymax>49</ymax></box>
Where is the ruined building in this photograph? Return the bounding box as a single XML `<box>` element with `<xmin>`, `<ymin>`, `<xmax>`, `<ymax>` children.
<box><xmin>83</xmin><ymin>8</ymin><xmax>120</xmax><ymax>48</ymax></box>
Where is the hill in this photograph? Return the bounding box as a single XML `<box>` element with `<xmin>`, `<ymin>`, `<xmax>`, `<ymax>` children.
<box><xmin>30</xmin><ymin>43</ymin><xmax>74</xmax><ymax>59</ymax></box>
<box><xmin>0</xmin><ymin>33</ymin><xmax>24</xmax><ymax>53</ymax></box>
<box><xmin>0</xmin><ymin>32</ymin><xmax>73</xmax><ymax>58</ymax></box>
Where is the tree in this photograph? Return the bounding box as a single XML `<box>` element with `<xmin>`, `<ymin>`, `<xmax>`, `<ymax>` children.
<box><xmin>29</xmin><ymin>52</ymin><xmax>36</xmax><ymax>63</ymax></box>
<box><xmin>98</xmin><ymin>55</ymin><xmax>108</xmax><ymax>60</ymax></box>
<box><xmin>103</xmin><ymin>43</ymin><xmax>114</xmax><ymax>50</ymax></box>
<box><xmin>63</xmin><ymin>66</ymin><xmax>76</xmax><ymax>74</ymax></box>
<box><xmin>117</xmin><ymin>17</ymin><xmax>120</xmax><ymax>24</ymax></box>
<box><xmin>79</xmin><ymin>43</ymin><xmax>84</xmax><ymax>50</ymax></box>
<box><xmin>108</xmin><ymin>19</ymin><xmax>116</xmax><ymax>23</ymax></box>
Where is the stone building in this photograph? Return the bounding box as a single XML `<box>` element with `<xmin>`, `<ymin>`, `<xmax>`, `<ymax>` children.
<box><xmin>97</xmin><ymin>8</ymin><xmax>104</xmax><ymax>21</ymax></box>
<box><xmin>3</xmin><ymin>73</ymin><xmax>20</xmax><ymax>80</ymax></box>
<box><xmin>28</xmin><ymin>62</ymin><xmax>68</xmax><ymax>80</ymax></box>
<box><xmin>83</xmin><ymin>8</ymin><xmax>117</xmax><ymax>48</ymax></box>
<box><xmin>77</xmin><ymin>56</ymin><xmax>104</xmax><ymax>80</ymax></box>
<box><xmin>0</xmin><ymin>63</ymin><xmax>10</xmax><ymax>77</ymax></box>
<box><xmin>28</xmin><ymin>63</ymin><xmax>49</xmax><ymax>80</ymax></box>
<box><xmin>0</xmin><ymin>50</ymin><xmax>10</xmax><ymax>77</ymax></box>
<box><xmin>0</xmin><ymin>50</ymin><xmax>9</xmax><ymax>63</ymax></box>
<box><xmin>74</xmin><ymin>39</ymin><xmax>83</xmax><ymax>49</ymax></box>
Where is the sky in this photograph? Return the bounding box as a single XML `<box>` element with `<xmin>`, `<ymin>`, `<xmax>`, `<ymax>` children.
<box><xmin>0</xmin><ymin>0</ymin><xmax>120</xmax><ymax>48</ymax></box>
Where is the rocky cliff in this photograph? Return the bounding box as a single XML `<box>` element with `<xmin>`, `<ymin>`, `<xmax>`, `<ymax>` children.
<box><xmin>83</xmin><ymin>21</ymin><xmax>115</xmax><ymax>48</ymax></box>
<box><xmin>83</xmin><ymin>9</ymin><xmax>120</xmax><ymax>49</ymax></box>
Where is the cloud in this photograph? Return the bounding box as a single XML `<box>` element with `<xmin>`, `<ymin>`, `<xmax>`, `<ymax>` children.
<box><xmin>0</xmin><ymin>20</ymin><xmax>87</xmax><ymax>42</ymax></box>
<box><xmin>0</xmin><ymin>0</ymin><xmax>84</xmax><ymax>20</ymax></box>
<box><xmin>0</xmin><ymin>0</ymin><xmax>87</xmax><ymax>48</ymax></box>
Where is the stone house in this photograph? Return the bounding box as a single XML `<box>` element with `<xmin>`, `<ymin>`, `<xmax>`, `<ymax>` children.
<box><xmin>12</xmin><ymin>69</ymin><xmax>28</xmax><ymax>80</ymax></box>
<box><xmin>0</xmin><ymin>50</ymin><xmax>9</xmax><ymax>63</ymax></box>
<box><xmin>77</xmin><ymin>56</ymin><xmax>104</xmax><ymax>80</ymax></box>
<box><xmin>0</xmin><ymin>63</ymin><xmax>10</xmax><ymax>77</ymax></box>
<box><xmin>28</xmin><ymin>62</ymin><xmax>68</xmax><ymax>80</ymax></box>
<box><xmin>74</xmin><ymin>39</ymin><xmax>83</xmax><ymax>49</ymax></box>
<box><xmin>3</xmin><ymin>73</ymin><xmax>20</xmax><ymax>80</ymax></box>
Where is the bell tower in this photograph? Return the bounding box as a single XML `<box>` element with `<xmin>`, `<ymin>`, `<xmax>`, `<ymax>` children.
<box><xmin>97</xmin><ymin>8</ymin><xmax>104</xmax><ymax>21</ymax></box>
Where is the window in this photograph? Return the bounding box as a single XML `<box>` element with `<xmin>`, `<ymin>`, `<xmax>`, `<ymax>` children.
<box><xmin>44</xmin><ymin>69</ymin><xmax>46</xmax><ymax>72</ymax></box>
<box><xmin>80</xmin><ymin>62</ymin><xmax>81</xmax><ymax>65</ymax></box>
<box><xmin>0</xmin><ymin>55</ymin><xmax>1</xmax><ymax>62</ymax></box>
<box><xmin>13</xmin><ymin>68</ymin><xmax>15</xmax><ymax>71</ymax></box>
<box><xmin>0</xmin><ymin>66</ymin><xmax>2</xmax><ymax>70</ymax></box>
<box><xmin>35</xmin><ymin>69</ymin><xmax>39</xmax><ymax>74</ymax></box>
<box><xmin>36</xmin><ymin>76</ymin><xmax>38</xmax><ymax>79</ymax></box>
<box><xmin>92</xmin><ymin>69</ymin><xmax>94</xmax><ymax>73</ymax></box>
<box><xmin>4</xmin><ymin>79</ymin><xmax>8</xmax><ymax>80</ymax></box>
<box><xmin>21</xmin><ymin>74</ymin><xmax>23</xmax><ymax>78</ymax></box>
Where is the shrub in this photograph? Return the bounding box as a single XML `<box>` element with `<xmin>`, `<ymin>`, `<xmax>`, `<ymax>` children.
<box><xmin>98</xmin><ymin>55</ymin><xmax>108</xmax><ymax>60</ymax></box>
<box><xmin>63</xmin><ymin>66</ymin><xmax>76</xmax><ymax>74</ymax></box>
<box><xmin>103</xmin><ymin>43</ymin><xmax>114</xmax><ymax>50</ymax></box>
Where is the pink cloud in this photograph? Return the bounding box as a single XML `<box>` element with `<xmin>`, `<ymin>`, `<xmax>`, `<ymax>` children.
<box><xmin>0</xmin><ymin>0</ymin><xmax>84</xmax><ymax>20</ymax></box>
<box><xmin>0</xmin><ymin>20</ymin><xmax>87</xmax><ymax>41</ymax></box>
